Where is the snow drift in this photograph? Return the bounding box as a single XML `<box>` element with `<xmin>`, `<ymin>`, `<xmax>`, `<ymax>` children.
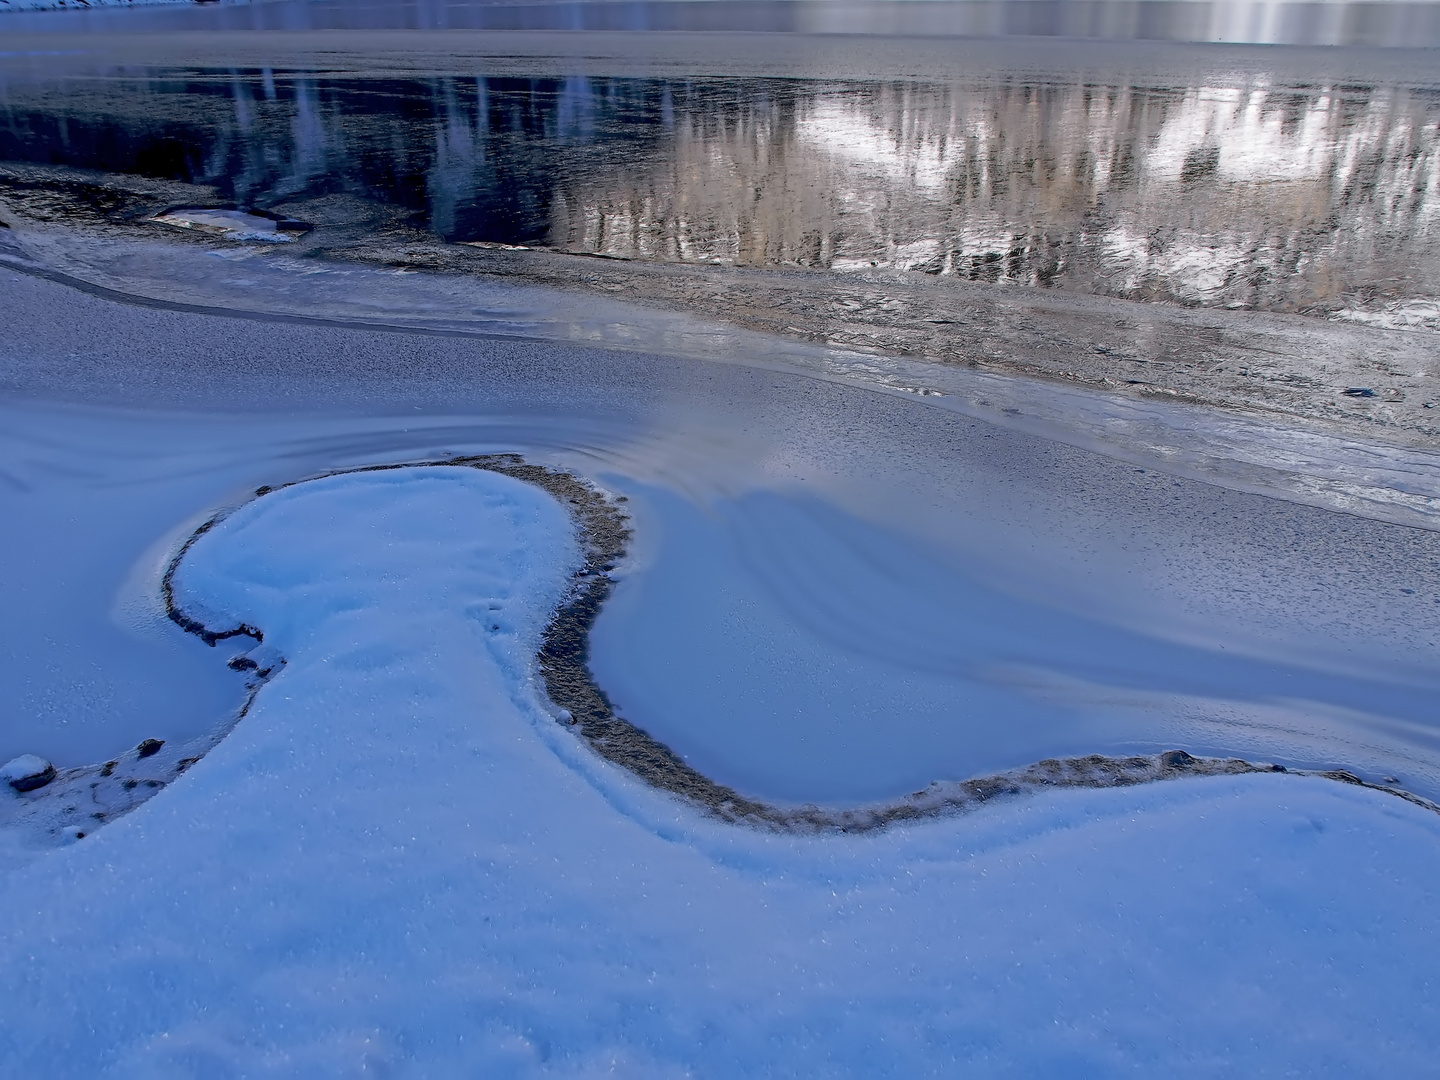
<box><xmin>1</xmin><ymin>464</ymin><xmax>1437</xmax><ymax>1076</ymax></box>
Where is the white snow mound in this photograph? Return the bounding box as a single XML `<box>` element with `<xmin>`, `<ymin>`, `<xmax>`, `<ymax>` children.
<box><xmin>0</xmin><ymin>464</ymin><xmax>1437</xmax><ymax>1077</ymax></box>
<box><xmin>0</xmin><ymin>755</ymin><xmax>51</xmax><ymax>783</ymax></box>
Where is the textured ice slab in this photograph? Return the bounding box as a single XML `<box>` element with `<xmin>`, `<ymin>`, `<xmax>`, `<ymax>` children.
<box><xmin>1</xmin><ymin>464</ymin><xmax>1437</xmax><ymax>1076</ymax></box>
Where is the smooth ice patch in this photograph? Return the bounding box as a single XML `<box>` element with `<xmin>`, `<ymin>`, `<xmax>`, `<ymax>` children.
<box><xmin>592</xmin><ymin>484</ymin><xmax>1440</xmax><ymax>803</ymax></box>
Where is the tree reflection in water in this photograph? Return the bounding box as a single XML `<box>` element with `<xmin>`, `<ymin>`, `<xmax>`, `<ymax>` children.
<box><xmin>3</xmin><ymin>59</ymin><xmax>1439</xmax><ymax>324</ymax></box>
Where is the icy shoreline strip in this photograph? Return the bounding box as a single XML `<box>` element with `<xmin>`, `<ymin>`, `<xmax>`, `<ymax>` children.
<box><xmin>4</xmin><ymin>193</ymin><xmax>1438</xmax><ymax>535</ymax></box>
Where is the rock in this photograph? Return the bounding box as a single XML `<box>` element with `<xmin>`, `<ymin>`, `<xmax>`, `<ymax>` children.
<box><xmin>2</xmin><ymin>754</ymin><xmax>56</xmax><ymax>792</ymax></box>
<box><xmin>1159</xmin><ymin>749</ymin><xmax>1197</xmax><ymax>769</ymax></box>
<box><xmin>136</xmin><ymin>739</ymin><xmax>165</xmax><ymax>759</ymax></box>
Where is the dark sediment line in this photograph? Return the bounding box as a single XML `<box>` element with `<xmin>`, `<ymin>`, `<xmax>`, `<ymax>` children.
<box><xmin>161</xmin><ymin>516</ymin><xmax>264</xmax><ymax>647</ymax></box>
<box><xmin>149</xmin><ymin>456</ymin><xmax>1440</xmax><ymax>835</ymax></box>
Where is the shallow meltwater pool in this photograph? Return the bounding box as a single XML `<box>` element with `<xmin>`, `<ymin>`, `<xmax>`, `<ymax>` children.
<box><xmin>3</xmin><ymin>263</ymin><xmax>1438</xmax><ymax>809</ymax></box>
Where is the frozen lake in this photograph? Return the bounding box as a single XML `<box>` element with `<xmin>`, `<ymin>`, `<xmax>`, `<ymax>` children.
<box><xmin>4</xmin><ymin>13</ymin><xmax>1440</xmax><ymax>1076</ymax></box>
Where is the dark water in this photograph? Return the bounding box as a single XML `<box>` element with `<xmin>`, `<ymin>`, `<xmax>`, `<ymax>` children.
<box><xmin>4</xmin><ymin>44</ymin><xmax>1440</xmax><ymax>322</ymax></box>
<box><xmin>11</xmin><ymin>0</ymin><xmax>1440</xmax><ymax>48</ymax></box>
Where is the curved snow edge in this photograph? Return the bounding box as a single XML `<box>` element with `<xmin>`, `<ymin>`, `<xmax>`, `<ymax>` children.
<box><xmin>14</xmin><ymin>454</ymin><xmax>1432</xmax><ymax>853</ymax></box>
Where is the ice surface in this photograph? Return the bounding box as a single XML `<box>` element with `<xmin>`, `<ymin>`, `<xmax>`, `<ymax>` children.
<box><xmin>589</xmin><ymin>484</ymin><xmax>1440</xmax><ymax>803</ymax></box>
<box><xmin>2</xmin><ymin>463</ymin><xmax>1437</xmax><ymax>1076</ymax></box>
<box><xmin>5</xmin><ymin>220</ymin><xmax>1438</xmax><ymax>532</ymax></box>
<box><xmin>0</xmin><ymin>407</ymin><xmax>249</xmax><ymax>766</ymax></box>
<box><xmin>3</xmin><ymin>258</ymin><xmax>1438</xmax><ymax>798</ymax></box>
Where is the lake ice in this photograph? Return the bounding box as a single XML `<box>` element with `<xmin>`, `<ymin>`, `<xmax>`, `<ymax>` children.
<box><xmin>4</xmin><ymin>265</ymin><xmax>1437</xmax><ymax>803</ymax></box>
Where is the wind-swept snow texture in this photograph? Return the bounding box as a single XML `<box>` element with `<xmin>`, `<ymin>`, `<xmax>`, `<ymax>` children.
<box><xmin>0</xmin><ymin>464</ymin><xmax>1437</xmax><ymax>1077</ymax></box>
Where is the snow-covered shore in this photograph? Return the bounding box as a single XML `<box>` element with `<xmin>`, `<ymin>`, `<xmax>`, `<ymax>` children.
<box><xmin>2</xmin><ymin>462</ymin><xmax>1438</xmax><ymax>1076</ymax></box>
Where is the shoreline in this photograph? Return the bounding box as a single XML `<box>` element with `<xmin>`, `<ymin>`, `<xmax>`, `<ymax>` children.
<box><xmin>9</xmin><ymin>454</ymin><xmax>1434</xmax><ymax>853</ymax></box>
<box><xmin>3</xmin><ymin>162</ymin><xmax>1439</xmax><ymax>454</ymax></box>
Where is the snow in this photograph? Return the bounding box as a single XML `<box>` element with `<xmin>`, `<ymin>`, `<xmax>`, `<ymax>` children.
<box><xmin>0</xmin><ymin>15</ymin><xmax>1435</xmax><ymax>1071</ymax></box>
<box><xmin>0</xmin><ymin>754</ymin><xmax>51</xmax><ymax>784</ymax></box>
<box><xmin>1</xmin><ymin>463</ymin><xmax>1438</xmax><ymax>1075</ymax></box>
<box><xmin>1</xmin><ymin>247</ymin><xmax>1438</xmax><ymax>1071</ymax></box>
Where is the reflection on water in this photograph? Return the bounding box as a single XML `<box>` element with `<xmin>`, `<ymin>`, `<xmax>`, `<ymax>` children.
<box><xmin>4</xmin><ymin>60</ymin><xmax>1440</xmax><ymax>322</ymax></box>
<box><xmin>10</xmin><ymin>0</ymin><xmax>1440</xmax><ymax>48</ymax></box>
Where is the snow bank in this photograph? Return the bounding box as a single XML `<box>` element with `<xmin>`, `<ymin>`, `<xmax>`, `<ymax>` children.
<box><xmin>1</xmin><ymin>464</ymin><xmax>1437</xmax><ymax>1076</ymax></box>
<box><xmin>0</xmin><ymin>753</ymin><xmax>53</xmax><ymax>789</ymax></box>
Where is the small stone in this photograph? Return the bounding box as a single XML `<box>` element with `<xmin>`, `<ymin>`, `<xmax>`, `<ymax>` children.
<box><xmin>136</xmin><ymin>739</ymin><xmax>165</xmax><ymax>759</ymax></box>
<box><xmin>1159</xmin><ymin>749</ymin><xmax>1197</xmax><ymax>769</ymax></box>
<box><xmin>2</xmin><ymin>754</ymin><xmax>57</xmax><ymax>793</ymax></box>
